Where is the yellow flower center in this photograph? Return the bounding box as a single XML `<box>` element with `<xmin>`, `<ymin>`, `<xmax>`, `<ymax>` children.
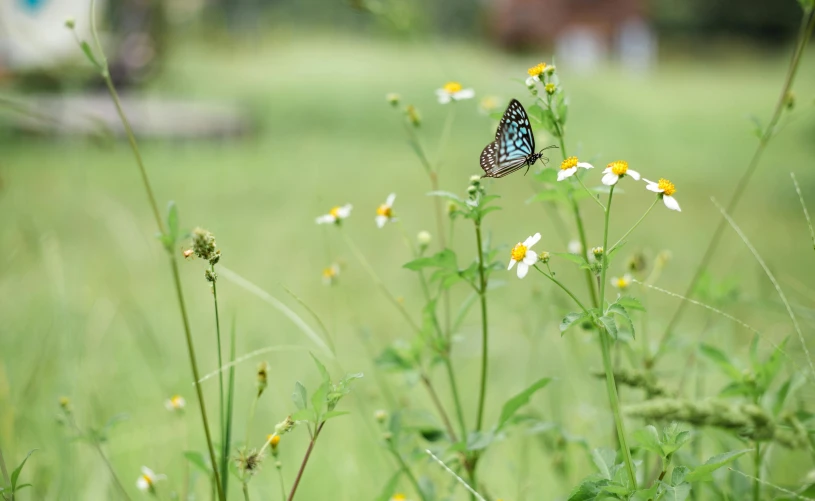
<box><xmin>545</xmin><ymin>82</ymin><xmax>556</xmax><ymax>94</ymax></box>
<box><xmin>511</xmin><ymin>243</ymin><xmax>528</xmax><ymax>262</ymax></box>
<box><xmin>329</xmin><ymin>206</ymin><xmax>341</xmax><ymax>218</ymax></box>
<box><xmin>170</xmin><ymin>396</ymin><xmax>183</xmax><ymax>408</ymax></box>
<box><xmin>560</xmin><ymin>156</ymin><xmax>578</xmax><ymax>170</ymax></box>
<box><xmin>443</xmin><ymin>81</ymin><xmax>463</xmax><ymax>94</ymax></box>
<box><xmin>657</xmin><ymin>178</ymin><xmax>676</xmax><ymax>196</ymax></box>
<box><xmin>141</xmin><ymin>474</ymin><xmax>153</xmax><ymax>487</ymax></box>
<box><xmin>267</xmin><ymin>434</ymin><xmax>281</xmax><ymax>448</ymax></box>
<box><xmin>322</xmin><ymin>267</ymin><xmax>337</xmax><ymax>279</ymax></box>
<box><xmin>376</xmin><ymin>204</ymin><xmax>392</xmax><ymax>218</ymax></box>
<box><xmin>391</xmin><ymin>495</ymin><xmax>407</xmax><ymax>501</ymax></box>
<box><xmin>609</xmin><ymin>160</ymin><xmax>629</xmax><ymax>176</ymax></box>
<box><xmin>480</xmin><ymin>96</ymin><xmax>497</xmax><ymax>111</ymax></box>
<box><xmin>527</xmin><ymin>63</ymin><xmax>546</xmax><ymax>76</ymax></box>
<box><xmin>616</xmin><ymin>277</ymin><xmax>629</xmax><ymax>289</ymax></box>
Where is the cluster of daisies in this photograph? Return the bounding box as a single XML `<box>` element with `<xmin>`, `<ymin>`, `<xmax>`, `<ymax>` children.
<box><xmin>557</xmin><ymin>156</ymin><xmax>681</xmax><ymax>212</ymax></box>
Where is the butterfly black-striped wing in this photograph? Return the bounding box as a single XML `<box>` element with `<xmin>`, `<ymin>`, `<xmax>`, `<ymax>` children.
<box><xmin>480</xmin><ymin>99</ymin><xmax>538</xmax><ymax>178</ymax></box>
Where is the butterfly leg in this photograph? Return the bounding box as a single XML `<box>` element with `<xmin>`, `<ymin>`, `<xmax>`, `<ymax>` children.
<box><xmin>524</xmin><ymin>162</ymin><xmax>531</xmax><ymax>176</ymax></box>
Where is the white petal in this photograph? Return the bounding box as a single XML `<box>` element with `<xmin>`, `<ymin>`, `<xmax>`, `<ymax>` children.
<box><xmin>601</xmin><ymin>167</ymin><xmax>611</xmax><ymax>174</ymax></box>
<box><xmin>315</xmin><ymin>214</ymin><xmax>335</xmax><ymax>224</ymax></box>
<box><xmin>627</xmin><ymin>169</ymin><xmax>641</xmax><ymax>180</ymax></box>
<box><xmin>557</xmin><ymin>167</ymin><xmax>576</xmax><ymax>181</ymax></box>
<box><xmin>454</xmin><ymin>88</ymin><xmax>475</xmax><ymax>100</ymax></box>
<box><xmin>524</xmin><ymin>232</ymin><xmax>542</xmax><ymax>247</ymax></box>
<box><xmin>164</xmin><ymin>400</ymin><xmax>173</xmax><ymax>411</ymax></box>
<box><xmin>610</xmin><ymin>276</ymin><xmax>619</xmax><ymax>287</ymax></box>
<box><xmin>385</xmin><ymin>193</ymin><xmax>396</xmax><ymax>206</ymax></box>
<box><xmin>645</xmin><ymin>183</ymin><xmax>662</xmax><ymax>193</ymax></box>
<box><xmin>507</xmin><ymin>258</ymin><xmax>517</xmax><ymax>270</ymax></box>
<box><xmin>142</xmin><ymin>467</ymin><xmax>155</xmax><ymax>478</ymax></box>
<box><xmin>522</xmin><ymin>250</ymin><xmax>538</xmax><ymax>265</ymax></box>
<box><xmin>516</xmin><ymin>262</ymin><xmax>530</xmax><ymax>279</ymax></box>
<box><xmin>136</xmin><ymin>477</ymin><xmax>149</xmax><ymax>491</ymax></box>
<box><xmin>337</xmin><ymin>204</ymin><xmax>353</xmax><ymax>218</ymax></box>
<box><xmin>436</xmin><ymin>91</ymin><xmax>451</xmax><ymax>104</ymax></box>
<box><xmin>375</xmin><ymin>215</ymin><xmax>387</xmax><ymax>228</ymax></box>
<box><xmin>601</xmin><ymin>172</ymin><xmax>619</xmax><ymax>186</ymax></box>
<box><xmin>663</xmin><ymin>195</ymin><xmax>681</xmax><ymax>212</ymax></box>
<box><xmin>525</xmin><ymin>76</ymin><xmax>537</xmax><ymax>86</ymax></box>
<box><xmin>577</xmin><ymin>162</ymin><xmax>594</xmax><ymax>170</ymax></box>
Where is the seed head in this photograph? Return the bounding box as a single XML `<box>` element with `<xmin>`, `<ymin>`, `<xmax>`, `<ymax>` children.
<box><xmin>192</xmin><ymin>228</ymin><xmax>220</xmax><ymax>265</ymax></box>
<box><xmin>256</xmin><ymin>361</ymin><xmax>269</xmax><ymax>397</ymax></box>
<box><xmin>274</xmin><ymin>416</ymin><xmax>296</xmax><ymax>436</ymax></box>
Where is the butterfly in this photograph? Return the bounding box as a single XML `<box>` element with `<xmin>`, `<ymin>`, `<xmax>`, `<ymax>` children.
<box><xmin>479</xmin><ymin>99</ymin><xmax>557</xmax><ymax>178</ymax></box>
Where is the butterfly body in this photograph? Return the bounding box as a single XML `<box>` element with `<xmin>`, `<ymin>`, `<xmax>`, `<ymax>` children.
<box><xmin>479</xmin><ymin>99</ymin><xmax>556</xmax><ymax>178</ymax></box>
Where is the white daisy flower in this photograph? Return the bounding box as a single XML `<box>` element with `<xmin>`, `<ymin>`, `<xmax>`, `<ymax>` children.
<box><xmin>322</xmin><ymin>263</ymin><xmax>340</xmax><ymax>285</ymax></box>
<box><xmin>375</xmin><ymin>193</ymin><xmax>397</xmax><ymax>228</ymax></box>
<box><xmin>164</xmin><ymin>395</ymin><xmax>185</xmax><ymax>412</ymax></box>
<box><xmin>611</xmin><ymin>273</ymin><xmax>633</xmax><ymax>291</ymax></box>
<box><xmin>315</xmin><ymin>204</ymin><xmax>352</xmax><ymax>225</ymax></box>
<box><xmin>557</xmin><ymin>156</ymin><xmax>594</xmax><ymax>181</ymax></box>
<box><xmin>643</xmin><ymin>178</ymin><xmax>681</xmax><ymax>212</ymax></box>
<box><xmin>601</xmin><ymin>160</ymin><xmax>641</xmax><ymax>186</ymax></box>
<box><xmin>389</xmin><ymin>494</ymin><xmax>411</xmax><ymax>501</ymax></box>
<box><xmin>435</xmin><ymin>82</ymin><xmax>475</xmax><ymax>104</ymax></box>
<box><xmin>507</xmin><ymin>232</ymin><xmax>542</xmax><ymax>279</ymax></box>
<box><xmin>567</xmin><ymin>239</ymin><xmax>583</xmax><ymax>254</ymax></box>
<box><xmin>525</xmin><ymin>75</ymin><xmax>539</xmax><ymax>87</ymax></box>
<box><xmin>136</xmin><ymin>466</ymin><xmax>165</xmax><ymax>492</ymax></box>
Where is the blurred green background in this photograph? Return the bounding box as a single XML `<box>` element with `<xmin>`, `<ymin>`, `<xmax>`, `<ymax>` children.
<box><xmin>2</xmin><ymin>0</ymin><xmax>815</xmax><ymax>499</ymax></box>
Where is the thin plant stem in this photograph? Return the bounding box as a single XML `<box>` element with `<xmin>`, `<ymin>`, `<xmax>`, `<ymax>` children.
<box><xmin>85</xmin><ymin>4</ymin><xmax>224</xmax><ymax>498</ymax></box>
<box><xmin>210</xmin><ymin>265</ymin><xmax>226</xmax><ymax>493</ymax></box>
<box><xmin>287</xmin><ymin>422</ymin><xmax>325</xmax><ymax>501</ymax></box>
<box><xmin>276</xmin><ymin>466</ymin><xmax>287</xmax><ymax>500</ymax></box>
<box><xmin>754</xmin><ymin>442</ymin><xmax>761</xmax><ymax>501</ymax></box>
<box><xmin>243</xmin><ymin>482</ymin><xmax>250</xmax><ymax>501</ymax></box>
<box><xmin>574</xmin><ymin>175</ymin><xmax>606</xmax><ymax>211</ymax></box>
<box><xmin>92</xmin><ymin>442</ymin><xmax>131</xmax><ymax>501</ymax></box>
<box><xmin>223</xmin><ymin>317</ymin><xmax>237</xmax><ymax>495</ymax></box>
<box><xmin>435</xmin><ymin>105</ymin><xmax>456</xmax><ymax>174</ymax></box>
<box><xmin>0</xmin><ymin>447</ymin><xmax>9</xmax><ymax>489</ymax></box>
<box><xmin>598</xmin><ymin>185</ymin><xmax>637</xmax><ymax>488</ymax></box>
<box><xmin>790</xmin><ymin>172</ymin><xmax>815</xmax><ymax>250</ymax></box>
<box><xmin>387</xmin><ymin>444</ymin><xmax>429</xmax><ymax>501</ymax></box>
<box><xmin>655</xmin><ymin>10</ymin><xmax>815</xmax><ymax>361</ymax></box>
<box><xmin>609</xmin><ymin>198</ymin><xmax>659</xmax><ymax>253</ymax></box>
<box><xmin>443</xmin><ymin>356</ymin><xmax>468</xmax><ymax>441</ymax></box>
<box><xmin>245</xmin><ymin>394</ymin><xmax>260</xmax><ymax>449</ymax></box>
<box><xmin>341</xmin><ymin>230</ymin><xmax>421</xmax><ymax>333</ymax></box>
<box><xmin>420</xmin><ymin>374</ymin><xmax>458</xmax><ymax>443</ymax></box>
<box><xmin>533</xmin><ymin>266</ymin><xmax>590</xmax><ymax>315</ymax></box>
<box><xmin>474</xmin><ymin>222</ymin><xmax>489</xmax><ymax>431</ymax></box>
<box><xmin>425</xmin><ymin>450</ymin><xmax>486</xmax><ymax>501</ymax></box>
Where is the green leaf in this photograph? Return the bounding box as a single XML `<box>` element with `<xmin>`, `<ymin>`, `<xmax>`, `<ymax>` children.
<box><xmin>10</xmin><ymin>449</ymin><xmax>37</xmax><ymax>490</ymax></box>
<box><xmin>560</xmin><ymin>312</ymin><xmax>588</xmax><ymax>334</ymax></box>
<box><xmin>290</xmin><ymin>408</ymin><xmax>313</xmax><ymax>422</ymax></box>
<box><xmin>183</xmin><ymin>451</ymin><xmax>211</xmax><ymax>474</ymax></box>
<box><xmin>699</xmin><ymin>344</ymin><xmax>742</xmax><ymax>381</ymax></box>
<box><xmin>684</xmin><ymin>449</ymin><xmax>751</xmax><ymax>482</ymax></box>
<box><xmin>591</xmin><ymin>448</ymin><xmax>617</xmax><ymax>479</ymax></box>
<box><xmin>427</xmin><ymin>190</ymin><xmax>463</xmax><ymax>204</ymax></box>
<box><xmin>661</xmin><ymin>482</ymin><xmax>691</xmax><ymax>501</ymax></box>
<box><xmin>633</xmin><ymin>425</ymin><xmax>663</xmax><ymax>457</ymax></box>
<box><xmin>496</xmin><ymin>377</ymin><xmax>553</xmax><ymax>431</ymax></box>
<box><xmin>757</xmin><ymin>337</ymin><xmax>789</xmax><ymax>390</ymax></box>
<box><xmin>311</xmin><ymin>381</ymin><xmax>328</xmax><ymax>419</ymax></box>
<box><xmin>310</xmin><ymin>353</ymin><xmax>331</xmax><ymax>386</ymax></box>
<box><xmin>598</xmin><ymin>315</ymin><xmax>618</xmax><ymax>340</ymax></box>
<box><xmin>375</xmin><ymin>346</ymin><xmax>416</xmax><ymax>372</ymax></box>
<box><xmin>567</xmin><ymin>477</ymin><xmax>611</xmax><ymax>501</ymax></box>
<box><xmin>403</xmin><ymin>249</ymin><xmax>457</xmax><ymax>271</ymax></box>
<box><xmin>554</xmin><ymin>252</ymin><xmax>590</xmax><ymax>268</ymax></box>
<box><xmin>80</xmin><ymin>41</ymin><xmax>101</xmax><ymax>69</ymax></box>
<box><xmin>671</xmin><ymin>466</ymin><xmax>690</xmax><ymax>486</ymax></box>
<box><xmin>556</xmin><ymin>93</ymin><xmax>568</xmax><ymax>125</ymax></box>
<box><xmin>292</xmin><ymin>381</ymin><xmax>308</xmax><ymax>410</ymax></box>
<box><xmin>13</xmin><ymin>483</ymin><xmax>32</xmax><ymax>492</ymax></box>
<box><xmin>322</xmin><ymin>410</ymin><xmax>349</xmax><ymax>421</ymax></box>
<box><xmin>616</xmin><ymin>296</ymin><xmax>645</xmax><ymax>311</ymax></box>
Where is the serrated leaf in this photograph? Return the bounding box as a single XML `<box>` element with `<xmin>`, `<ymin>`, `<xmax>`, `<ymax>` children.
<box><xmin>616</xmin><ymin>296</ymin><xmax>645</xmax><ymax>311</ymax></box>
<box><xmin>699</xmin><ymin>344</ymin><xmax>742</xmax><ymax>381</ymax></box>
<box><xmin>671</xmin><ymin>466</ymin><xmax>690</xmax><ymax>486</ymax></box>
<box><xmin>567</xmin><ymin>477</ymin><xmax>611</xmax><ymax>501</ymax></box>
<box><xmin>661</xmin><ymin>482</ymin><xmax>691</xmax><ymax>501</ymax></box>
<box><xmin>598</xmin><ymin>315</ymin><xmax>617</xmax><ymax>340</ymax></box>
<box><xmin>292</xmin><ymin>381</ymin><xmax>307</xmax><ymax>410</ymax></box>
<box><xmin>633</xmin><ymin>425</ymin><xmax>663</xmax><ymax>457</ymax></box>
<box><xmin>591</xmin><ymin>448</ymin><xmax>617</xmax><ymax>479</ymax></box>
<box><xmin>560</xmin><ymin>312</ymin><xmax>588</xmax><ymax>334</ymax></box>
<box><xmin>10</xmin><ymin>449</ymin><xmax>37</xmax><ymax>490</ymax></box>
<box><xmin>404</xmin><ymin>249</ymin><xmax>457</xmax><ymax>271</ymax></box>
<box><xmin>496</xmin><ymin>377</ymin><xmax>552</xmax><ymax>431</ymax></box>
<box><xmin>684</xmin><ymin>449</ymin><xmax>751</xmax><ymax>482</ymax></box>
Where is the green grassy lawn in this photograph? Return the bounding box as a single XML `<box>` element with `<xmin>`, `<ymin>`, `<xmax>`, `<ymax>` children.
<box><xmin>2</xmin><ymin>31</ymin><xmax>815</xmax><ymax>499</ymax></box>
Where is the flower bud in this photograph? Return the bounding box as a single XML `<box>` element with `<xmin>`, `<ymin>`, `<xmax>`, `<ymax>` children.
<box><xmin>591</xmin><ymin>246</ymin><xmax>604</xmax><ymax>259</ymax></box>
<box><xmin>417</xmin><ymin>231</ymin><xmax>431</xmax><ymax>248</ymax></box>
<box><xmin>538</xmin><ymin>251</ymin><xmax>550</xmax><ymax>263</ymax></box>
<box><xmin>59</xmin><ymin>396</ymin><xmax>71</xmax><ymax>413</ymax></box>
<box><xmin>192</xmin><ymin>228</ymin><xmax>219</xmax><ymax>263</ymax></box>
<box><xmin>256</xmin><ymin>361</ymin><xmax>269</xmax><ymax>397</ymax></box>
<box><xmin>64</xmin><ymin>17</ymin><xmax>76</xmax><ymax>29</ymax></box>
<box><xmin>274</xmin><ymin>416</ymin><xmax>295</xmax><ymax>436</ymax></box>
<box><xmin>467</xmin><ymin>185</ymin><xmax>477</xmax><ymax>195</ymax></box>
<box><xmin>405</xmin><ymin>105</ymin><xmax>421</xmax><ymax>127</ymax></box>
<box><xmin>469</xmin><ymin>175</ymin><xmax>481</xmax><ymax>184</ymax></box>
<box><xmin>545</xmin><ymin>83</ymin><xmax>556</xmax><ymax>95</ymax></box>
<box><xmin>386</xmin><ymin>93</ymin><xmax>400</xmax><ymax>107</ymax></box>
<box><xmin>374</xmin><ymin>409</ymin><xmax>388</xmax><ymax>423</ymax></box>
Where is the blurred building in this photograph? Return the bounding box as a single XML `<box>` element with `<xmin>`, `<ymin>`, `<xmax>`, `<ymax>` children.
<box><xmin>490</xmin><ymin>0</ymin><xmax>657</xmax><ymax>72</ymax></box>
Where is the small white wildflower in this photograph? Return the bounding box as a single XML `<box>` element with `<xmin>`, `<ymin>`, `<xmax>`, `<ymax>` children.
<box><xmin>164</xmin><ymin>395</ymin><xmax>185</xmax><ymax>412</ymax></box>
<box><xmin>611</xmin><ymin>273</ymin><xmax>633</xmax><ymax>291</ymax></box>
<box><xmin>507</xmin><ymin>233</ymin><xmax>542</xmax><ymax>279</ymax></box>
<box><xmin>557</xmin><ymin>156</ymin><xmax>594</xmax><ymax>181</ymax></box>
<box><xmin>601</xmin><ymin>160</ymin><xmax>641</xmax><ymax>186</ymax></box>
<box><xmin>375</xmin><ymin>193</ymin><xmax>397</xmax><ymax>228</ymax></box>
<box><xmin>322</xmin><ymin>263</ymin><xmax>340</xmax><ymax>285</ymax></box>
<box><xmin>435</xmin><ymin>81</ymin><xmax>475</xmax><ymax>104</ymax></box>
<box><xmin>136</xmin><ymin>466</ymin><xmax>165</xmax><ymax>492</ymax></box>
<box><xmin>315</xmin><ymin>204</ymin><xmax>352</xmax><ymax>225</ymax></box>
<box><xmin>643</xmin><ymin>178</ymin><xmax>681</xmax><ymax>212</ymax></box>
<box><xmin>567</xmin><ymin>239</ymin><xmax>583</xmax><ymax>254</ymax></box>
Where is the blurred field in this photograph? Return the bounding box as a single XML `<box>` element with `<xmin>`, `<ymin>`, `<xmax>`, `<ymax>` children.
<box><xmin>2</xmin><ymin>31</ymin><xmax>815</xmax><ymax>499</ymax></box>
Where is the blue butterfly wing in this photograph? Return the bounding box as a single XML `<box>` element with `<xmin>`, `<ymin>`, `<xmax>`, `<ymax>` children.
<box><xmin>488</xmin><ymin>99</ymin><xmax>536</xmax><ymax>177</ymax></box>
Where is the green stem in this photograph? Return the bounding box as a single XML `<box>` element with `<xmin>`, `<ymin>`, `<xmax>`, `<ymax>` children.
<box><xmin>609</xmin><ymin>198</ymin><xmax>659</xmax><ymax>254</ymax></box>
<box><xmin>420</xmin><ymin>373</ymin><xmax>459</xmax><ymax>443</ymax></box>
<box><xmin>341</xmin><ymin>230</ymin><xmax>421</xmax><ymax>333</ymax></box>
<box><xmin>598</xmin><ymin>185</ymin><xmax>637</xmax><ymax>489</ymax></box>
<box><xmin>387</xmin><ymin>443</ymin><xmax>429</xmax><ymax>501</ymax></box>
<box><xmin>92</xmin><ymin>441</ymin><xmax>132</xmax><ymax>501</ymax></box>
<box><xmin>574</xmin><ymin>175</ymin><xmax>606</xmax><ymax>211</ymax></box>
<box><xmin>474</xmin><ymin>223</ymin><xmax>489</xmax><ymax>432</ymax></box>
<box><xmin>442</xmin><ymin>357</ymin><xmax>468</xmax><ymax>441</ymax></box>
<box><xmin>86</xmin><ymin>4</ymin><xmax>223</xmax><ymax>498</ymax></box>
<box><xmin>0</xmin><ymin>448</ymin><xmax>9</xmax><ymax>490</ymax></box>
<box><xmin>570</xmin><ymin>195</ymin><xmax>600</xmax><ymax>305</ymax></box>
<box><xmin>655</xmin><ymin>9</ymin><xmax>815</xmax><ymax>363</ymax></box>
<box><xmin>435</xmin><ymin>105</ymin><xmax>457</xmax><ymax>174</ymax></box>
<box><xmin>245</xmin><ymin>394</ymin><xmax>260</xmax><ymax>449</ymax></box>
<box><xmin>753</xmin><ymin>442</ymin><xmax>761</xmax><ymax>501</ymax></box>
<box><xmin>210</xmin><ymin>265</ymin><xmax>226</xmax><ymax>494</ymax></box>
<box><xmin>276</xmin><ymin>465</ymin><xmax>287</xmax><ymax>500</ymax></box>
<box><xmin>533</xmin><ymin>266</ymin><xmax>590</xmax><ymax>315</ymax></box>
<box><xmin>170</xmin><ymin>257</ymin><xmax>226</xmax><ymax>500</ymax></box>
<box><xmin>243</xmin><ymin>482</ymin><xmax>250</xmax><ymax>501</ymax></box>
